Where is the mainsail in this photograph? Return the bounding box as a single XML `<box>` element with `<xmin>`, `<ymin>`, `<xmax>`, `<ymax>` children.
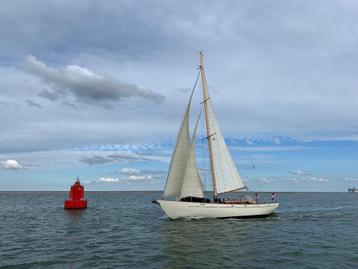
<box><xmin>163</xmin><ymin>86</ymin><xmax>204</xmax><ymax>199</ymax></box>
<box><xmin>206</xmin><ymin>99</ymin><xmax>245</xmax><ymax>194</ymax></box>
<box><xmin>199</xmin><ymin>51</ymin><xmax>245</xmax><ymax>196</ymax></box>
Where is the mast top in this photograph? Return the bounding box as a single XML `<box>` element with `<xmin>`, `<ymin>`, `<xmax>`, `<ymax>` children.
<box><xmin>199</xmin><ymin>50</ymin><xmax>204</xmax><ymax>68</ymax></box>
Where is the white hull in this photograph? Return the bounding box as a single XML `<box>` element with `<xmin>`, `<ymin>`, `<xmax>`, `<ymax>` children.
<box><xmin>158</xmin><ymin>200</ymin><xmax>279</xmax><ymax>220</ymax></box>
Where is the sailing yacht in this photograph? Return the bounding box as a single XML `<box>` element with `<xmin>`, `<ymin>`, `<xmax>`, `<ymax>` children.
<box><xmin>155</xmin><ymin>52</ymin><xmax>279</xmax><ymax>219</ymax></box>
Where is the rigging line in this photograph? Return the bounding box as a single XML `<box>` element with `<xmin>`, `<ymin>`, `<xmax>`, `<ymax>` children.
<box><xmin>205</xmin><ymin>69</ymin><xmax>256</xmax><ymax>171</ymax></box>
<box><xmin>192</xmin><ymin>70</ymin><xmax>201</xmax><ymax>96</ymax></box>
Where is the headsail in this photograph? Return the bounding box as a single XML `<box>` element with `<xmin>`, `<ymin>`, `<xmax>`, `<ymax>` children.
<box><xmin>163</xmin><ymin>75</ymin><xmax>204</xmax><ymax>199</ymax></box>
<box><xmin>206</xmin><ymin>100</ymin><xmax>245</xmax><ymax>194</ymax></box>
<box><xmin>163</xmin><ymin>95</ymin><xmax>192</xmax><ymax>198</ymax></box>
<box><xmin>180</xmin><ymin>111</ymin><xmax>204</xmax><ymax>199</ymax></box>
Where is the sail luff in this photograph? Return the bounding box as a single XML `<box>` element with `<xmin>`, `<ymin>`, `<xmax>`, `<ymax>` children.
<box><xmin>199</xmin><ymin>51</ymin><xmax>218</xmax><ymax>198</ymax></box>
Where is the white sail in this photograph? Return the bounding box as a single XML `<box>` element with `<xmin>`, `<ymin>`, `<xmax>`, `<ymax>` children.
<box><xmin>163</xmin><ymin>101</ymin><xmax>191</xmax><ymax>198</ymax></box>
<box><xmin>206</xmin><ymin>99</ymin><xmax>245</xmax><ymax>194</ymax></box>
<box><xmin>180</xmin><ymin>112</ymin><xmax>204</xmax><ymax>199</ymax></box>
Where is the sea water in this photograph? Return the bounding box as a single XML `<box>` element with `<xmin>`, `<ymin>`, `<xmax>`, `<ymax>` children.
<box><xmin>0</xmin><ymin>192</ymin><xmax>357</xmax><ymax>268</ymax></box>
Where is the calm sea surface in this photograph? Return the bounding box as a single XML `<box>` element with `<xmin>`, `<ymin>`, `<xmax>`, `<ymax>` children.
<box><xmin>0</xmin><ymin>192</ymin><xmax>357</xmax><ymax>269</ymax></box>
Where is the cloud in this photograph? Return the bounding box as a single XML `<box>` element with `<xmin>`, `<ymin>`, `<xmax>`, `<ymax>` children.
<box><xmin>38</xmin><ymin>89</ymin><xmax>61</xmax><ymax>101</ymax></box>
<box><xmin>121</xmin><ymin>168</ymin><xmax>140</xmax><ymax>174</ymax></box>
<box><xmin>24</xmin><ymin>55</ymin><xmax>165</xmax><ymax>106</ymax></box>
<box><xmin>258</xmin><ymin>178</ymin><xmax>273</xmax><ymax>183</ymax></box>
<box><xmin>96</xmin><ymin>177</ymin><xmax>120</xmax><ymax>182</ymax></box>
<box><xmin>93</xmin><ymin>166</ymin><xmax>164</xmax><ymax>185</ymax></box>
<box><xmin>94</xmin><ymin>174</ymin><xmax>152</xmax><ymax>184</ymax></box>
<box><xmin>79</xmin><ymin>151</ymin><xmax>161</xmax><ymax>166</ymax></box>
<box><xmin>79</xmin><ymin>155</ymin><xmax>113</xmax><ymax>165</ymax></box>
<box><xmin>273</xmin><ymin>137</ymin><xmax>281</xmax><ymax>145</ymax></box>
<box><xmin>108</xmin><ymin>153</ymin><xmax>156</xmax><ymax>162</ymax></box>
<box><xmin>290</xmin><ymin>169</ymin><xmax>311</xmax><ymax>176</ymax></box>
<box><xmin>289</xmin><ymin>169</ymin><xmax>328</xmax><ymax>183</ymax></box>
<box><xmin>176</xmin><ymin>87</ymin><xmax>191</xmax><ymax>94</ymax></box>
<box><xmin>0</xmin><ymin>100</ymin><xmax>18</xmax><ymax>107</ymax></box>
<box><xmin>128</xmin><ymin>175</ymin><xmax>152</xmax><ymax>181</ymax></box>
<box><xmin>25</xmin><ymin>99</ymin><xmax>42</xmax><ymax>109</ymax></box>
<box><xmin>343</xmin><ymin>177</ymin><xmax>358</xmax><ymax>182</ymax></box>
<box><xmin>232</xmin><ymin>146</ymin><xmax>309</xmax><ymax>152</ymax></box>
<box><xmin>3</xmin><ymin>1</ymin><xmax>358</xmax><ymax>192</ymax></box>
<box><xmin>307</xmin><ymin>177</ymin><xmax>328</xmax><ymax>182</ymax></box>
<box><xmin>291</xmin><ymin>176</ymin><xmax>328</xmax><ymax>183</ymax></box>
<box><xmin>1</xmin><ymin>159</ymin><xmax>22</xmax><ymax>169</ymax></box>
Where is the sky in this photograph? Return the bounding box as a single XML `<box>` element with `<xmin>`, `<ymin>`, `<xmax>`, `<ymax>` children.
<box><xmin>1</xmin><ymin>0</ymin><xmax>358</xmax><ymax>191</ymax></box>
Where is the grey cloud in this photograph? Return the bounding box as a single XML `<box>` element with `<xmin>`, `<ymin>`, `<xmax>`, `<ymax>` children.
<box><xmin>25</xmin><ymin>99</ymin><xmax>42</xmax><ymax>109</ymax></box>
<box><xmin>61</xmin><ymin>100</ymin><xmax>78</xmax><ymax>109</ymax></box>
<box><xmin>24</xmin><ymin>55</ymin><xmax>165</xmax><ymax>106</ymax></box>
<box><xmin>79</xmin><ymin>155</ymin><xmax>112</xmax><ymax>165</ymax></box>
<box><xmin>1</xmin><ymin>1</ymin><xmax>358</xmax><ymax>154</ymax></box>
<box><xmin>0</xmin><ymin>100</ymin><xmax>18</xmax><ymax>107</ymax></box>
<box><xmin>79</xmin><ymin>152</ymin><xmax>159</xmax><ymax>166</ymax></box>
<box><xmin>108</xmin><ymin>153</ymin><xmax>155</xmax><ymax>162</ymax></box>
<box><xmin>38</xmin><ymin>89</ymin><xmax>61</xmax><ymax>101</ymax></box>
<box><xmin>176</xmin><ymin>87</ymin><xmax>191</xmax><ymax>94</ymax></box>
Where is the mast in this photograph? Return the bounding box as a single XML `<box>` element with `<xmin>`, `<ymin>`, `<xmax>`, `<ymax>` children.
<box><xmin>199</xmin><ymin>51</ymin><xmax>217</xmax><ymax>198</ymax></box>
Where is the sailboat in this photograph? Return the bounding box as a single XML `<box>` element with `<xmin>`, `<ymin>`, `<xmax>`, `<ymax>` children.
<box><xmin>154</xmin><ymin>52</ymin><xmax>279</xmax><ymax>219</ymax></box>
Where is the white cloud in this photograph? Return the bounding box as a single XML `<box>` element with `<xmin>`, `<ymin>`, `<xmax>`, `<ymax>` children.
<box><xmin>343</xmin><ymin>177</ymin><xmax>358</xmax><ymax>182</ymax></box>
<box><xmin>308</xmin><ymin>177</ymin><xmax>328</xmax><ymax>182</ymax></box>
<box><xmin>290</xmin><ymin>169</ymin><xmax>311</xmax><ymax>176</ymax></box>
<box><xmin>291</xmin><ymin>176</ymin><xmax>328</xmax><ymax>183</ymax></box>
<box><xmin>1</xmin><ymin>159</ymin><xmax>22</xmax><ymax>169</ymax></box>
<box><xmin>93</xmin><ymin>174</ymin><xmax>153</xmax><ymax>184</ymax></box>
<box><xmin>96</xmin><ymin>177</ymin><xmax>120</xmax><ymax>182</ymax></box>
<box><xmin>273</xmin><ymin>137</ymin><xmax>281</xmax><ymax>145</ymax></box>
<box><xmin>258</xmin><ymin>178</ymin><xmax>273</xmax><ymax>183</ymax></box>
<box><xmin>232</xmin><ymin>146</ymin><xmax>309</xmax><ymax>152</ymax></box>
<box><xmin>128</xmin><ymin>175</ymin><xmax>152</xmax><ymax>181</ymax></box>
<box><xmin>121</xmin><ymin>168</ymin><xmax>140</xmax><ymax>174</ymax></box>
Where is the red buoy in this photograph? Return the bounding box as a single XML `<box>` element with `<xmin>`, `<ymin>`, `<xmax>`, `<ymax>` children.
<box><xmin>64</xmin><ymin>177</ymin><xmax>87</xmax><ymax>209</ymax></box>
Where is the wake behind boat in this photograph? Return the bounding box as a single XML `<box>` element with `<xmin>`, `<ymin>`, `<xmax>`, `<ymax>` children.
<box><xmin>154</xmin><ymin>52</ymin><xmax>279</xmax><ymax>219</ymax></box>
